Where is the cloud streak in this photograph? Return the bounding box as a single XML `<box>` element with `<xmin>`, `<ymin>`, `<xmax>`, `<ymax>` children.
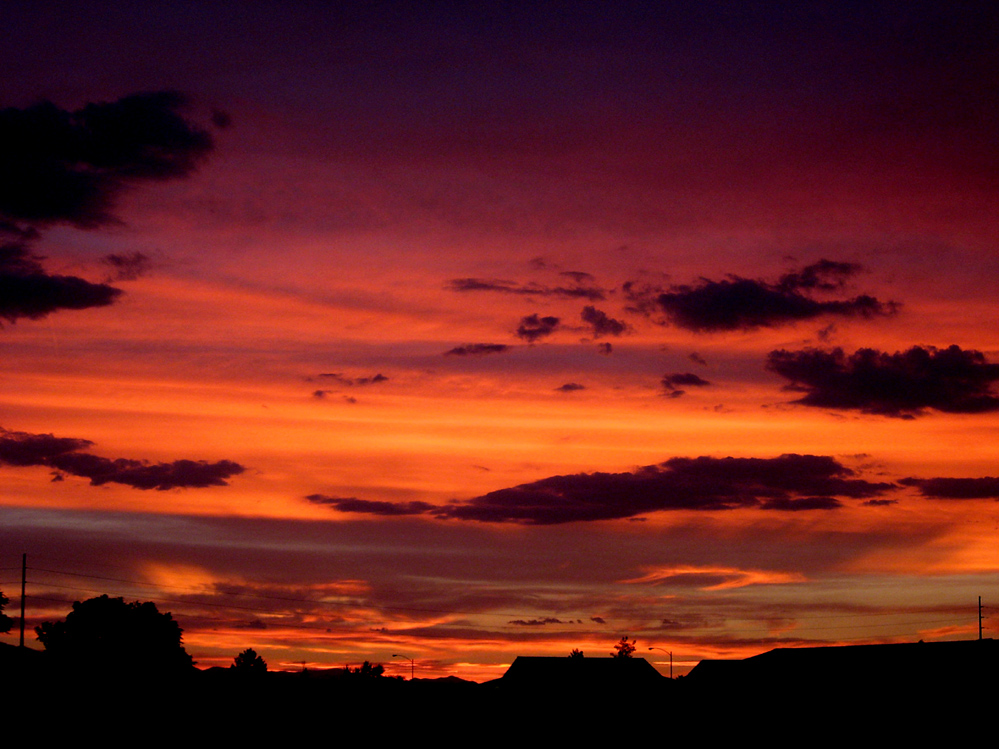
<box><xmin>305</xmin><ymin>495</ymin><xmax>436</xmax><ymax>515</ymax></box>
<box><xmin>315</xmin><ymin>373</ymin><xmax>388</xmax><ymax>386</ymax></box>
<box><xmin>446</xmin><ymin>277</ymin><xmax>605</xmax><ymax>301</ymax></box>
<box><xmin>444</xmin><ymin>343</ymin><xmax>510</xmax><ymax>356</ymax></box>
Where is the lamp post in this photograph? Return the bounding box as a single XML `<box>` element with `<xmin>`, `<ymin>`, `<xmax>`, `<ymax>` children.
<box><xmin>393</xmin><ymin>653</ymin><xmax>415</xmax><ymax>680</ymax></box>
<box><xmin>648</xmin><ymin>647</ymin><xmax>672</xmax><ymax>679</ymax></box>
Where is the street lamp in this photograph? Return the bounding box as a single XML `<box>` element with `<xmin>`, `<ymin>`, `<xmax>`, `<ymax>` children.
<box><xmin>392</xmin><ymin>653</ymin><xmax>415</xmax><ymax>680</ymax></box>
<box><xmin>648</xmin><ymin>647</ymin><xmax>672</xmax><ymax>679</ymax></box>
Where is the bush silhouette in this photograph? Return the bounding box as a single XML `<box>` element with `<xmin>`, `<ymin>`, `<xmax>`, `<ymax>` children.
<box><xmin>35</xmin><ymin>594</ymin><xmax>193</xmax><ymax>674</ymax></box>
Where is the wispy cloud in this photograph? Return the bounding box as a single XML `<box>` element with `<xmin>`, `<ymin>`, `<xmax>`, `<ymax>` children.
<box><xmin>446</xmin><ymin>277</ymin><xmax>605</xmax><ymax>301</ymax></box>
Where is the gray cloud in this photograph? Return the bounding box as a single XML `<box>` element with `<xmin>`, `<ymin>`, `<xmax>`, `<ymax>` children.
<box><xmin>581</xmin><ymin>305</ymin><xmax>627</xmax><ymax>337</ymax></box>
<box><xmin>662</xmin><ymin>372</ymin><xmax>712</xmax><ymax>395</ymax></box>
<box><xmin>516</xmin><ymin>314</ymin><xmax>560</xmax><ymax>342</ymax></box>
<box><xmin>102</xmin><ymin>251</ymin><xmax>152</xmax><ymax>282</ymax></box>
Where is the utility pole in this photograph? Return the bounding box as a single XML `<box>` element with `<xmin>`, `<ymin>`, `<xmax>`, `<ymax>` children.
<box><xmin>19</xmin><ymin>553</ymin><xmax>26</xmax><ymax>648</ymax></box>
<box><xmin>979</xmin><ymin>596</ymin><xmax>983</xmax><ymax>641</ymax></box>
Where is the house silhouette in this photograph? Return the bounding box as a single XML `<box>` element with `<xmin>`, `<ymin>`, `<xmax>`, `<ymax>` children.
<box><xmin>685</xmin><ymin>638</ymin><xmax>998</xmax><ymax>709</ymax></box>
<box><xmin>501</xmin><ymin>655</ymin><xmax>667</xmax><ymax>694</ymax></box>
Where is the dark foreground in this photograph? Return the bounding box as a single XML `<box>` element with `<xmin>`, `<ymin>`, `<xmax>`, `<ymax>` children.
<box><xmin>5</xmin><ymin>641</ymin><xmax>995</xmax><ymax>740</ymax></box>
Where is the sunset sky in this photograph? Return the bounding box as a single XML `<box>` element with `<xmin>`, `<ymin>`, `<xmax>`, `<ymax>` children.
<box><xmin>2</xmin><ymin>1</ymin><xmax>999</xmax><ymax>680</ymax></box>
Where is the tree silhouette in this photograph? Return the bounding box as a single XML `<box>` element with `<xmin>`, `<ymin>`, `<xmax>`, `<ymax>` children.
<box><xmin>0</xmin><ymin>590</ymin><xmax>11</xmax><ymax>634</ymax></box>
<box><xmin>347</xmin><ymin>660</ymin><xmax>385</xmax><ymax>678</ymax></box>
<box><xmin>231</xmin><ymin>647</ymin><xmax>267</xmax><ymax>673</ymax></box>
<box><xmin>569</xmin><ymin>648</ymin><xmax>584</xmax><ymax>658</ymax></box>
<box><xmin>35</xmin><ymin>594</ymin><xmax>193</xmax><ymax>673</ymax></box>
<box><xmin>612</xmin><ymin>636</ymin><xmax>636</xmax><ymax>658</ymax></box>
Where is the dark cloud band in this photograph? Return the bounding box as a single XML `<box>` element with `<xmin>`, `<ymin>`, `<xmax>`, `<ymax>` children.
<box><xmin>636</xmin><ymin>260</ymin><xmax>897</xmax><ymax>332</ymax></box>
<box><xmin>433</xmin><ymin>454</ymin><xmax>892</xmax><ymax>524</ymax></box>
<box><xmin>0</xmin><ymin>241</ymin><xmax>120</xmax><ymax>323</ymax></box>
<box><xmin>305</xmin><ymin>495</ymin><xmax>435</xmax><ymax>516</ymax></box>
<box><xmin>767</xmin><ymin>345</ymin><xmax>999</xmax><ymax>417</ymax></box>
<box><xmin>0</xmin><ymin>91</ymin><xmax>214</xmax><ymax>229</ymax></box>
<box><xmin>0</xmin><ymin>428</ymin><xmax>243</xmax><ymax>490</ymax></box>
<box><xmin>312</xmin><ymin>454</ymin><xmax>894</xmax><ymax>525</ymax></box>
<box><xmin>900</xmin><ymin>476</ymin><xmax>999</xmax><ymax>499</ymax></box>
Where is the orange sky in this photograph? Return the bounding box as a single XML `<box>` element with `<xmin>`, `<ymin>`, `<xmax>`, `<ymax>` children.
<box><xmin>2</xmin><ymin>2</ymin><xmax>999</xmax><ymax>680</ymax></box>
